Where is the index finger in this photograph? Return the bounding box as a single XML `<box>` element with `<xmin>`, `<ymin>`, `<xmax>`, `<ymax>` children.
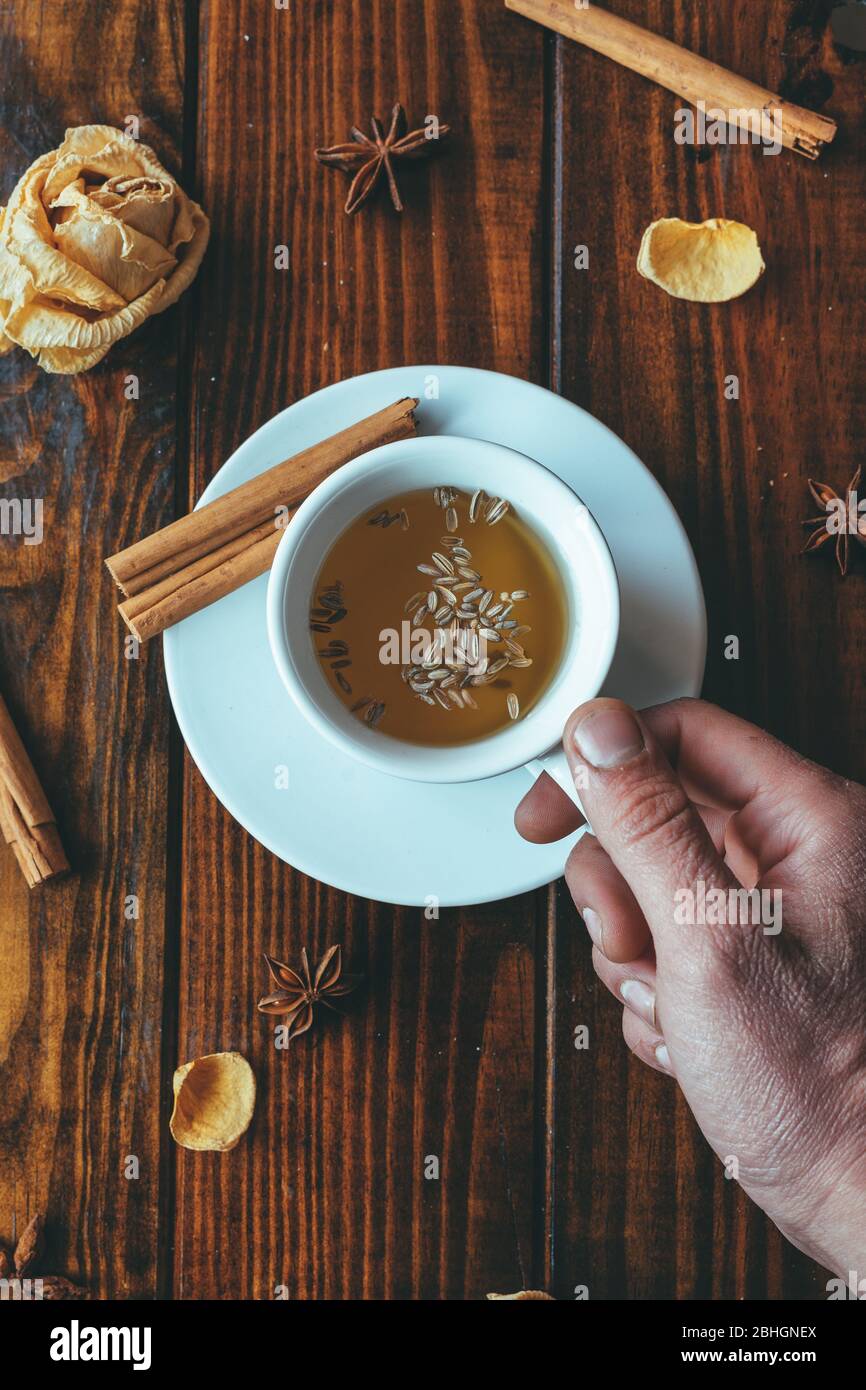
<box><xmin>641</xmin><ymin>698</ymin><xmax>816</xmax><ymax>813</ymax></box>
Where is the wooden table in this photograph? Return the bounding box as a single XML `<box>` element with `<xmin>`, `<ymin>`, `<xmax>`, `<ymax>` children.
<box><xmin>0</xmin><ymin>0</ymin><xmax>862</xmax><ymax>1301</ymax></box>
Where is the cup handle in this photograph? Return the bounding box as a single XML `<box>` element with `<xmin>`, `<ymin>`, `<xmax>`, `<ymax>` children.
<box><xmin>524</xmin><ymin>748</ymin><xmax>590</xmax><ymax>826</ymax></box>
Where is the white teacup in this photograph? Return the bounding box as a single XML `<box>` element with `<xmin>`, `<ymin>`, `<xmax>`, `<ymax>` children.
<box><xmin>266</xmin><ymin>434</ymin><xmax>619</xmax><ymax>793</ymax></box>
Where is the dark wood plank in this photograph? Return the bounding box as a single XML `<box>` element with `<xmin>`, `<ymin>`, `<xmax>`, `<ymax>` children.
<box><xmin>0</xmin><ymin>1</ymin><xmax>190</xmax><ymax>1297</ymax></box>
<box><xmin>3</xmin><ymin>0</ymin><xmax>855</xmax><ymax>1307</ymax></box>
<box><xmin>173</xmin><ymin>0</ymin><xmax>549</xmax><ymax>1300</ymax></box>
<box><xmin>550</xmin><ymin>0</ymin><xmax>865</xmax><ymax>1298</ymax></box>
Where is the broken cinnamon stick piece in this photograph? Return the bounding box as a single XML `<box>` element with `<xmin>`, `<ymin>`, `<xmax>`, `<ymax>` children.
<box><xmin>505</xmin><ymin>0</ymin><xmax>837</xmax><ymax>160</ymax></box>
<box><xmin>0</xmin><ymin>696</ymin><xmax>69</xmax><ymax>887</ymax></box>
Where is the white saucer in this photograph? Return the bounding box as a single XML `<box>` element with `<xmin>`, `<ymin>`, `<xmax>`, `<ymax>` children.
<box><xmin>164</xmin><ymin>367</ymin><xmax>706</xmax><ymax>907</ymax></box>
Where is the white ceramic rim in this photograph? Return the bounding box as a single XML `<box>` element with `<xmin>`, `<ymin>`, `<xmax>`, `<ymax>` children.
<box><xmin>266</xmin><ymin>434</ymin><xmax>620</xmax><ymax>783</ymax></box>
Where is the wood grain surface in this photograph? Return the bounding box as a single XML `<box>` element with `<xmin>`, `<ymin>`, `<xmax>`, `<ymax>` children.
<box><xmin>0</xmin><ymin>0</ymin><xmax>190</xmax><ymax>1297</ymax></box>
<box><xmin>0</xmin><ymin>0</ymin><xmax>862</xmax><ymax>1300</ymax></box>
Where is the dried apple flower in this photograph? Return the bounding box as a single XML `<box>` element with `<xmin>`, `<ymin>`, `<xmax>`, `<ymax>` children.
<box><xmin>0</xmin><ymin>124</ymin><xmax>209</xmax><ymax>373</ymax></box>
<box><xmin>169</xmin><ymin>1052</ymin><xmax>256</xmax><ymax>1153</ymax></box>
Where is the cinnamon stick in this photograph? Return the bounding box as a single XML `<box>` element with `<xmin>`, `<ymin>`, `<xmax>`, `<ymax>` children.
<box><xmin>119</xmin><ymin>517</ymin><xmax>286</xmax><ymax>642</ymax></box>
<box><xmin>0</xmin><ymin>695</ymin><xmax>69</xmax><ymax>888</ymax></box>
<box><xmin>106</xmin><ymin>397</ymin><xmax>419</xmax><ymax>597</ymax></box>
<box><xmin>506</xmin><ymin>0</ymin><xmax>837</xmax><ymax>160</ymax></box>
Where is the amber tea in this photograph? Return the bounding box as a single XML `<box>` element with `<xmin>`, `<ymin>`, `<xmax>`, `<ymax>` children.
<box><xmin>310</xmin><ymin>486</ymin><xmax>569</xmax><ymax>746</ymax></box>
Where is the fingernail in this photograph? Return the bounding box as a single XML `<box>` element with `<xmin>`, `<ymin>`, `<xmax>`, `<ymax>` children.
<box><xmin>620</xmin><ymin>978</ymin><xmax>656</xmax><ymax>1028</ymax></box>
<box><xmin>573</xmin><ymin>707</ymin><xmax>644</xmax><ymax>769</ymax></box>
<box><xmin>582</xmin><ymin>907</ymin><xmax>604</xmax><ymax>950</ymax></box>
<box><xmin>655</xmin><ymin>1042</ymin><xmax>672</xmax><ymax>1072</ymax></box>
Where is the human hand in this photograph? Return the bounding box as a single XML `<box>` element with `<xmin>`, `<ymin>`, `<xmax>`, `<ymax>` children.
<box><xmin>515</xmin><ymin>697</ymin><xmax>866</xmax><ymax>1282</ymax></box>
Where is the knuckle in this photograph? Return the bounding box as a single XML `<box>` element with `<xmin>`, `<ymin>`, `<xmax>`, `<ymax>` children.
<box><xmin>659</xmin><ymin>694</ymin><xmax>702</xmax><ymax>717</ymax></box>
<box><xmin>643</xmin><ymin>694</ymin><xmax>704</xmax><ymax>724</ymax></box>
<box><xmin>609</xmin><ymin>772</ymin><xmax>695</xmax><ymax>859</ymax></box>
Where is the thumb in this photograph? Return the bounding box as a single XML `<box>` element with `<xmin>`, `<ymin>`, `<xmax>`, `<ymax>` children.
<box><xmin>564</xmin><ymin>698</ymin><xmax>739</xmax><ymax>964</ymax></box>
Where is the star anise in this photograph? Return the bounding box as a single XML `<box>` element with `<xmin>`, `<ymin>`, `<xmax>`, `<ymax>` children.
<box><xmin>315</xmin><ymin>103</ymin><xmax>450</xmax><ymax>215</ymax></box>
<box><xmin>0</xmin><ymin>1213</ymin><xmax>89</xmax><ymax>1300</ymax></box>
<box><xmin>257</xmin><ymin>945</ymin><xmax>362</xmax><ymax>1040</ymax></box>
<box><xmin>802</xmin><ymin>464</ymin><xmax>866</xmax><ymax>576</ymax></box>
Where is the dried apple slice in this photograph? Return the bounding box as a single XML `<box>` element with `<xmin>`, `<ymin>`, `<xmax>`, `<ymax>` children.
<box><xmin>169</xmin><ymin>1051</ymin><xmax>256</xmax><ymax>1152</ymax></box>
<box><xmin>637</xmin><ymin>217</ymin><xmax>765</xmax><ymax>302</ymax></box>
